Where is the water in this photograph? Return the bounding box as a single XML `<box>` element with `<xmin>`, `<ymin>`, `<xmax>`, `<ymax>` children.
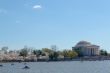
<box><xmin>0</xmin><ymin>61</ymin><xmax>110</xmax><ymax>73</ymax></box>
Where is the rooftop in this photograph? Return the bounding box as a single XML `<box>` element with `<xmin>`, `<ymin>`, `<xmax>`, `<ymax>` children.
<box><xmin>75</xmin><ymin>41</ymin><xmax>99</xmax><ymax>48</ymax></box>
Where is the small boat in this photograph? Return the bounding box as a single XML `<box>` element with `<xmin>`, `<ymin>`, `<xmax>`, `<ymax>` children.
<box><xmin>23</xmin><ymin>66</ymin><xmax>30</xmax><ymax>69</ymax></box>
<box><xmin>0</xmin><ymin>65</ymin><xmax>3</xmax><ymax>67</ymax></box>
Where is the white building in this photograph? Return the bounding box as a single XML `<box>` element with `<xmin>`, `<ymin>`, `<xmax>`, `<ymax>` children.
<box><xmin>72</xmin><ymin>41</ymin><xmax>100</xmax><ymax>56</ymax></box>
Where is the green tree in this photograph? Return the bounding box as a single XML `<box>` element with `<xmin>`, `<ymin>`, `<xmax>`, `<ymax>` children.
<box><xmin>42</xmin><ymin>48</ymin><xmax>52</xmax><ymax>54</ymax></box>
<box><xmin>53</xmin><ymin>51</ymin><xmax>59</xmax><ymax>60</ymax></box>
<box><xmin>67</xmin><ymin>50</ymin><xmax>78</xmax><ymax>59</ymax></box>
<box><xmin>19</xmin><ymin>46</ymin><xmax>29</xmax><ymax>57</ymax></box>
<box><xmin>32</xmin><ymin>50</ymin><xmax>42</xmax><ymax>57</ymax></box>
<box><xmin>62</xmin><ymin>50</ymin><xmax>68</xmax><ymax>58</ymax></box>
<box><xmin>100</xmin><ymin>49</ymin><xmax>108</xmax><ymax>56</ymax></box>
<box><xmin>62</xmin><ymin>50</ymin><xmax>78</xmax><ymax>59</ymax></box>
<box><xmin>73</xmin><ymin>48</ymin><xmax>83</xmax><ymax>57</ymax></box>
<box><xmin>49</xmin><ymin>51</ymin><xmax>59</xmax><ymax>61</ymax></box>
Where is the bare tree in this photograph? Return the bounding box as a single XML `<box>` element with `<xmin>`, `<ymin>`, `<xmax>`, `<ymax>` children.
<box><xmin>51</xmin><ymin>45</ymin><xmax>58</xmax><ymax>51</ymax></box>
<box><xmin>1</xmin><ymin>46</ymin><xmax>8</xmax><ymax>54</ymax></box>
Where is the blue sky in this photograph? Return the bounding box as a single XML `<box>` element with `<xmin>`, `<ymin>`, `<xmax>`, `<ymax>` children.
<box><xmin>0</xmin><ymin>0</ymin><xmax>110</xmax><ymax>51</ymax></box>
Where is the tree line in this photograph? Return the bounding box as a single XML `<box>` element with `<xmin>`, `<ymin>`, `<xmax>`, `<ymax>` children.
<box><xmin>19</xmin><ymin>46</ymin><xmax>78</xmax><ymax>61</ymax></box>
<box><xmin>0</xmin><ymin>46</ymin><xmax>109</xmax><ymax>61</ymax></box>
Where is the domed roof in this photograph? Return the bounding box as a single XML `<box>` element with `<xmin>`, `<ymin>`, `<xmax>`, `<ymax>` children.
<box><xmin>75</xmin><ymin>41</ymin><xmax>91</xmax><ymax>47</ymax></box>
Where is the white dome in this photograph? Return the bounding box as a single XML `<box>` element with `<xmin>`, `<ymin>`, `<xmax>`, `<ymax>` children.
<box><xmin>75</xmin><ymin>41</ymin><xmax>91</xmax><ymax>47</ymax></box>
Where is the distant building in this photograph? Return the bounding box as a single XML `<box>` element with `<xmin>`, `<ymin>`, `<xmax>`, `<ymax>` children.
<box><xmin>72</xmin><ymin>41</ymin><xmax>100</xmax><ymax>56</ymax></box>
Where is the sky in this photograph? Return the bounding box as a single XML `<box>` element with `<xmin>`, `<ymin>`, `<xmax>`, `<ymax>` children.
<box><xmin>0</xmin><ymin>0</ymin><xmax>110</xmax><ymax>51</ymax></box>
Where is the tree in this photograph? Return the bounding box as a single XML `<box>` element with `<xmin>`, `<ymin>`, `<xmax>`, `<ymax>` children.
<box><xmin>73</xmin><ymin>48</ymin><xmax>83</xmax><ymax>57</ymax></box>
<box><xmin>51</xmin><ymin>45</ymin><xmax>58</xmax><ymax>52</ymax></box>
<box><xmin>62</xmin><ymin>50</ymin><xmax>78</xmax><ymax>59</ymax></box>
<box><xmin>49</xmin><ymin>51</ymin><xmax>59</xmax><ymax>61</ymax></box>
<box><xmin>42</xmin><ymin>48</ymin><xmax>52</xmax><ymax>54</ymax></box>
<box><xmin>105</xmin><ymin>51</ymin><xmax>108</xmax><ymax>56</ymax></box>
<box><xmin>19</xmin><ymin>47</ymin><xmax>29</xmax><ymax>57</ymax></box>
<box><xmin>57</xmin><ymin>51</ymin><xmax>63</xmax><ymax>56</ymax></box>
<box><xmin>53</xmin><ymin>51</ymin><xmax>59</xmax><ymax>60</ymax></box>
<box><xmin>62</xmin><ymin>50</ymin><xmax>68</xmax><ymax>58</ymax></box>
<box><xmin>67</xmin><ymin>50</ymin><xmax>78</xmax><ymax>59</ymax></box>
<box><xmin>9</xmin><ymin>50</ymin><xmax>14</xmax><ymax>54</ymax></box>
<box><xmin>1</xmin><ymin>46</ymin><xmax>8</xmax><ymax>54</ymax></box>
<box><xmin>32</xmin><ymin>50</ymin><xmax>42</xmax><ymax>57</ymax></box>
<box><xmin>100</xmin><ymin>49</ymin><xmax>108</xmax><ymax>56</ymax></box>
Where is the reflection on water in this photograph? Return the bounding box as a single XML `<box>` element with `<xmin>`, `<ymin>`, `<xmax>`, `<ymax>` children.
<box><xmin>0</xmin><ymin>61</ymin><xmax>110</xmax><ymax>73</ymax></box>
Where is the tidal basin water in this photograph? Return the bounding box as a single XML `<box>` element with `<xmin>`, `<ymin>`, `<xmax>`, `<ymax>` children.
<box><xmin>0</xmin><ymin>61</ymin><xmax>110</xmax><ymax>73</ymax></box>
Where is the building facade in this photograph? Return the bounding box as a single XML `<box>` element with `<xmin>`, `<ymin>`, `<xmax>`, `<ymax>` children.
<box><xmin>72</xmin><ymin>41</ymin><xmax>100</xmax><ymax>56</ymax></box>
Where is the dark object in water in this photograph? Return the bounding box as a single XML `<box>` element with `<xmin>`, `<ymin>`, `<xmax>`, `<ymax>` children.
<box><xmin>11</xmin><ymin>63</ymin><xmax>14</xmax><ymax>65</ymax></box>
<box><xmin>19</xmin><ymin>61</ymin><xmax>21</xmax><ymax>63</ymax></box>
<box><xmin>24</xmin><ymin>63</ymin><xmax>27</xmax><ymax>65</ymax></box>
<box><xmin>23</xmin><ymin>66</ymin><xmax>30</xmax><ymax>69</ymax></box>
<box><xmin>0</xmin><ymin>65</ymin><xmax>3</xmax><ymax>67</ymax></box>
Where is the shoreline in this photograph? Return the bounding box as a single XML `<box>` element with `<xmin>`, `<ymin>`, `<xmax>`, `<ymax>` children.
<box><xmin>0</xmin><ymin>58</ymin><xmax>110</xmax><ymax>63</ymax></box>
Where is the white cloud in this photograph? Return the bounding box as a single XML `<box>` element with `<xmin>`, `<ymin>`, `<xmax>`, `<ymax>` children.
<box><xmin>33</xmin><ymin>5</ymin><xmax>42</xmax><ymax>9</ymax></box>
